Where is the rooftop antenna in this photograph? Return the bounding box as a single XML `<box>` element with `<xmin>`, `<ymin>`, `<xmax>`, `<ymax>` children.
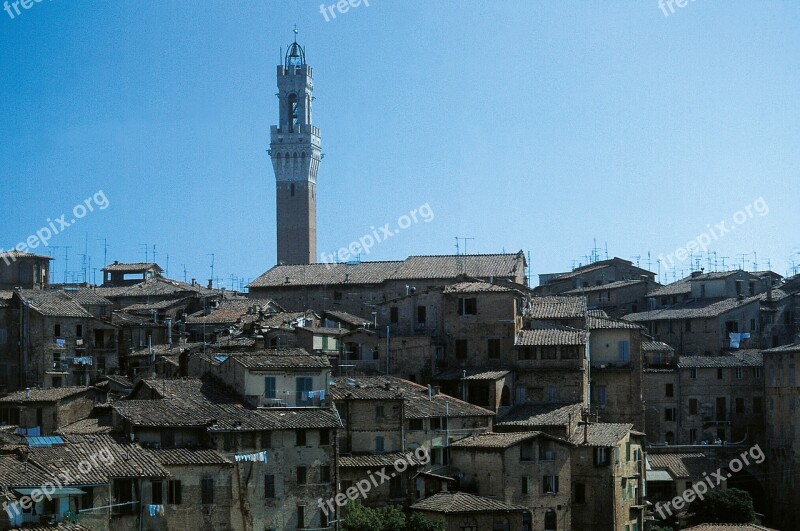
<box><xmin>454</xmin><ymin>237</ymin><xmax>474</xmax><ymax>256</ymax></box>
<box><xmin>646</xmin><ymin>251</ymin><xmax>652</xmax><ymax>273</ymax></box>
<box><xmin>720</xmin><ymin>256</ymin><xmax>729</xmax><ymax>271</ymax></box>
<box><xmin>632</xmin><ymin>255</ymin><xmax>641</xmax><ymax>267</ymax></box>
<box><xmin>62</xmin><ymin>246</ymin><xmax>72</xmax><ymax>284</ymax></box>
<box><xmin>96</xmin><ymin>238</ymin><xmax>109</xmax><ymax>268</ymax></box>
<box><xmin>152</xmin><ymin>245</ymin><xmax>157</xmax><ymax>265</ymax></box>
<box><xmin>181</xmin><ymin>264</ymin><xmax>188</xmax><ymax>283</ymax></box>
<box><xmin>165</xmin><ymin>254</ymin><xmax>169</xmax><ymax>277</ymax></box>
<box><xmin>737</xmin><ymin>253</ymin><xmax>748</xmax><ymax>271</ymax></box>
<box><xmin>604</xmin><ymin>241</ymin><xmax>609</xmax><ymax>260</ymax></box>
<box><xmin>753</xmin><ymin>251</ymin><xmax>758</xmax><ymax>271</ymax></box>
<box><xmin>208</xmin><ymin>253</ymin><xmax>215</xmax><ymax>287</ymax></box>
<box><xmin>139</xmin><ymin>243</ymin><xmax>150</xmax><ymax>263</ymax></box>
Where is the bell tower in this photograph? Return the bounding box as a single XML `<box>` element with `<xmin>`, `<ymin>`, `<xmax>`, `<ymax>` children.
<box><xmin>270</xmin><ymin>29</ymin><xmax>321</xmax><ymax>265</ymax></box>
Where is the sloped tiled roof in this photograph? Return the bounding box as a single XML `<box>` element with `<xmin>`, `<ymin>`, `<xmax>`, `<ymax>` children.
<box><xmin>435</xmin><ymin>368</ymin><xmax>510</xmax><ymax>381</ymax></box>
<box><xmin>102</xmin><ymin>262</ymin><xmax>162</xmax><ymax>273</ymax></box>
<box><xmin>624</xmin><ymin>296</ymin><xmax>762</xmax><ymax>321</ymax></box>
<box><xmin>763</xmin><ymin>342</ymin><xmax>800</xmax><ymax>354</ymax></box>
<box><xmin>186</xmin><ymin>298</ymin><xmax>281</xmax><ymax>325</ymax></box>
<box><xmin>647</xmin><ymin>276</ymin><xmax>693</xmax><ymax>298</ymax></box>
<box><xmin>0</xmin><ymin>386</ymin><xmax>92</xmax><ymax>403</ymax></box>
<box><xmin>647</xmin><ymin>452</ymin><xmax>710</xmax><ymax>478</ymax></box>
<box><xmin>249</xmin><ymin>253</ymin><xmax>525</xmax><ymax>288</ymax></box>
<box><xmin>29</xmin><ymin>434</ymin><xmax>170</xmax><ymax>481</ymax></box>
<box><xmin>587</xmin><ymin>314</ymin><xmax>643</xmax><ymax>330</ymax></box>
<box><xmin>0</xmin><ymin>454</ymin><xmax>57</xmax><ymax>487</ymax></box>
<box><xmin>339</xmin><ymin>452</ymin><xmax>427</xmax><ymax>468</ymax></box>
<box><xmin>226</xmin><ymin>349</ymin><xmax>331</xmax><ymax>370</ymax></box>
<box><xmin>331</xmin><ymin>376</ymin><xmax>493</xmax><ymax>420</ymax></box>
<box><xmin>411</xmin><ymin>491</ymin><xmax>529</xmax><ymax>514</ymax></box>
<box><xmin>323</xmin><ymin>310</ymin><xmax>373</xmax><ymax>327</ymax></box>
<box><xmin>516</xmin><ymin>328</ymin><xmax>587</xmax><ymax>346</ymax></box>
<box><xmin>682</xmin><ymin>525</ymin><xmax>777</xmax><ymax>531</ymax></box>
<box><xmin>56</xmin><ymin>415</ymin><xmax>113</xmax><ymax>435</ymax></box>
<box><xmin>570</xmin><ymin>423</ymin><xmax>634</xmax><ymax>447</ymax></box>
<box><xmin>526</xmin><ymin>296</ymin><xmax>587</xmax><ymax>320</ymax></box>
<box><xmin>107</xmin><ymin>277</ymin><xmax>216</xmax><ymax>298</ymax></box>
<box><xmin>497</xmin><ymin>403</ymin><xmax>582</xmax><ymax>428</ymax></box>
<box><xmin>642</xmin><ymin>341</ymin><xmax>674</xmax><ymax>353</ymax></box>
<box><xmin>0</xmin><ymin>250</ymin><xmax>52</xmax><ymax>261</ymax></box>
<box><xmin>62</xmin><ymin>287</ymin><xmax>113</xmax><ymax>306</ymax></box>
<box><xmin>677</xmin><ymin>351</ymin><xmax>762</xmax><ymax>368</ymax></box>
<box><xmin>449</xmin><ymin>431</ymin><xmax>549</xmax><ymax>449</ymax></box>
<box><xmin>564</xmin><ymin>279</ymin><xmax>648</xmax><ymax>294</ymax></box>
<box><xmin>16</xmin><ymin>290</ymin><xmax>92</xmax><ymax>318</ymax></box>
<box><xmin>443</xmin><ymin>281</ymin><xmax>513</xmax><ymax>294</ymax></box>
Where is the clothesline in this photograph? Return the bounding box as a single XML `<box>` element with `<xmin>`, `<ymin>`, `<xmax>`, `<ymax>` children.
<box><xmin>234</xmin><ymin>450</ymin><xmax>268</xmax><ymax>463</ymax></box>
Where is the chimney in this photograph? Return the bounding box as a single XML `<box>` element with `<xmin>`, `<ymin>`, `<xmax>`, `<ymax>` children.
<box><xmin>165</xmin><ymin>317</ymin><xmax>173</xmax><ymax>347</ymax></box>
<box><xmin>691</xmin><ymin>271</ymin><xmax>702</xmax><ymax>278</ymax></box>
<box><xmin>207</xmin><ymin>279</ymin><xmax>213</xmax><ymax>289</ymax></box>
<box><xmin>191</xmin><ymin>279</ymin><xmax>196</xmax><ymax>287</ymax></box>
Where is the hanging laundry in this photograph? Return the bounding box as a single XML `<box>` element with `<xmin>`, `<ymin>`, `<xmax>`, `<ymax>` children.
<box><xmin>234</xmin><ymin>450</ymin><xmax>268</xmax><ymax>463</ymax></box>
<box><xmin>729</xmin><ymin>333</ymin><xmax>742</xmax><ymax>349</ymax></box>
<box><xmin>318</xmin><ymin>390</ymin><xmax>325</xmax><ymax>400</ymax></box>
<box><xmin>307</xmin><ymin>390</ymin><xmax>315</xmax><ymax>399</ymax></box>
<box><xmin>148</xmin><ymin>505</ymin><xmax>164</xmax><ymax>517</ymax></box>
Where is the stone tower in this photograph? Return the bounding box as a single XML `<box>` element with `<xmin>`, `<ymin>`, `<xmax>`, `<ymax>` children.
<box><xmin>270</xmin><ymin>32</ymin><xmax>320</xmax><ymax>265</ymax></box>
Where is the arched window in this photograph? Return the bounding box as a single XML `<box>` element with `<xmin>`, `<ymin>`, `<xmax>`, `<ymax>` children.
<box><xmin>665</xmin><ymin>431</ymin><xmax>675</xmax><ymax>445</ymax></box>
<box><xmin>287</xmin><ymin>93</ymin><xmax>298</xmax><ymax>132</ymax></box>
<box><xmin>545</xmin><ymin>509</ymin><xmax>557</xmax><ymax>531</ymax></box>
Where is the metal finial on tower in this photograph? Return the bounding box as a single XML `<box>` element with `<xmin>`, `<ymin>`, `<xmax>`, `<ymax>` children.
<box><xmin>293</xmin><ymin>24</ymin><xmax>298</xmax><ymax>43</ymax></box>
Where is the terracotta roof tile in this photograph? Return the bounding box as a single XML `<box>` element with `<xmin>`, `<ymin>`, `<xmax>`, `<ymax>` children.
<box><xmin>516</xmin><ymin>328</ymin><xmax>587</xmax><ymax>346</ymax></box>
<box><xmin>411</xmin><ymin>491</ymin><xmax>529</xmax><ymax>514</ymax></box>
<box><xmin>526</xmin><ymin>296</ymin><xmax>587</xmax><ymax>320</ymax></box>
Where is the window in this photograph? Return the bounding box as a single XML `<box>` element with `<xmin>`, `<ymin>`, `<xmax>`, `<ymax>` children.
<box><xmin>736</xmin><ymin>367</ymin><xmax>743</xmax><ymax>380</ymax></box>
<box><xmin>488</xmin><ymin>338</ymin><xmax>501</xmax><ymax>359</ymax></box>
<box><xmin>791</xmin><ymin>365</ymin><xmax>796</xmax><ymax>386</ymax></box>
<box><xmin>716</xmin><ymin>397</ymin><xmax>727</xmax><ymax>421</ymax></box>
<box><xmin>417</xmin><ymin>306</ymin><xmax>426</xmax><ymax>325</ymax></box>
<box><xmin>296</xmin><ymin>377</ymin><xmax>313</xmax><ymax>405</ymax></box>
<box><xmin>375</xmin><ymin>436</ymin><xmax>385</xmax><ymax>453</ymax></box>
<box><xmin>297</xmin><ymin>466</ymin><xmax>307</xmax><ymax>484</ymax></box>
<box><xmin>685</xmin><ymin>320</ymin><xmax>691</xmax><ymax>332</ymax></box>
<box><xmin>520</xmin><ymin>442</ymin><xmax>533</xmax><ymax>462</ymax></box>
<box><xmin>665</xmin><ymin>408</ymin><xmax>676</xmax><ymax>421</ymax></box>
<box><xmin>54</xmin><ymin>324</ymin><xmax>61</xmax><ymax>336</ymax></box>
<box><xmin>458</xmin><ymin>297</ymin><xmax>477</xmax><ymax>316</ymax></box>
<box><xmin>753</xmin><ymin>367</ymin><xmax>762</xmax><ymax>378</ymax></box>
<box><xmin>320</xmin><ymin>465</ymin><xmax>331</xmax><ymax>483</ymax></box>
<box><xmin>430</xmin><ymin>417</ymin><xmax>448</xmax><ymax>431</ymax></box>
<box><xmin>596</xmin><ymin>386</ymin><xmax>607</xmax><ymax>407</ymax></box>
<box><xmin>376</xmin><ymin>406</ymin><xmax>385</xmax><ymax>419</ymax></box>
<box><xmin>296</xmin><ymin>429</ymin><xmax>307</xmax><ymax>446</ymax></box>
<box><xmin>753</xmin><ymin>397</ymin><xmax>763</xmax><ymax>415</ymax></box>
<box><xmin>665</xmin><ymin>383</ymin><xmax>674</xmax><ymax>397</ymax></box>
<box><xmin>200</xmin><ymin>478</ymin><xmax>214</xmax><ymax>505</ymax></box>
<box><xmin>539</xmin><ymin>440</ymin><xmax>555</xmax><ymax>461</ymax></box>
<box><xmin>287</xmin><ymin>93</ymin><xmax>298</xmax><ymax>132</ymax></box>
<box><xmin>390</xmin><ymin>307</ymin><xmax>399</xmax><ymax>323</ymax></box>
<box><xmin>546</xmin><ymin>387</ymin><xmax>557</xmax><ymax>403</ymax></box>
<box><xmin>265</xmin><ymin>475</ymin><xmax>275</xmax><ymax>498</ymax></box>
<box><xmin>542</xmin><ymin>347</ymin><xmax>557</xmax><ymax>360</ymax></box>
<box><xmin>151</xmin><ymin>481</ymin><xmax>163</xmax><ymax>504</ymax></box>
<box><xmin>689</xmin><ymin>428</ymin><xmax>697</xmax><ymax>443</ymax></box>
<box><xmin>455</xmin><ymin>339</ymin><xmax>468</xmax><ymax>359</ymax></box>
<box><xmin>617</xmin><ymin>341</ymin><xmax>631</xmax><ymax>363</ymax></box>
<box><xmin>264</xmin><ymin>377</ymin><xmax>276</xmax><ymax>399</ymax></box>
<box><xmin>389</xmin><ymin>475</ymin><xmax>403</xmax><ymax>498</ymax></box>
<box><xmin>519</xmin><ymin>346</ymin><xmax>535</xmax><ymax>360</ymax></box>
<box><xmin>167</xmin><ymin>480</ymin><xmax>181</xmax><ymax>504</ymax></box>
<box><xmin>408</xmin><ymin>419</ymin><xmax>423</xmax><ymax>431</ymax></box>
<box><xmin>575</xmin><ymin>482</ymin><xmax>586</xmax><ymax>503</ymax></box>
<box><xmin>261</xmin><ymin>432</ymin><xmax>272</xmax><ymax>449</ymax></box>
<box><xmin>750</xmin><ymin>318</ymin><xmax>757</xmax><ymax>331</ymax></box>
<box><xmin>717</xmin><ymin>368</ymin><xmax>724</xmax><ymax>380</ymax></box>
<box><xmin>319</xmin><ymin>429</ymin><xmax>330</xmax><ymax>446</ymax></box>
<box><xmin>521</xmin><ymin>476</ymin><xmax>531</xmax><ymax>494</ymax></box>
<box><xmin>736</xmin><ymin>397</ymin><xmax>745</xmax><ymax>414</ymax></box>
<box><xmin>297</xmin><ymin>505</ymin><xmax>305</xmax><ymax>529</ymax></box>
<box><xmin>545</xmin><ymin>509</ymin><xmax>557</xmax><ymax>531</ymax></box>
<box><xmin>561</xmin><ymin>345</ymin><xmax>579</xmax><ymax>359</ymax></box>
<box><xmin>333</xmin><ymin>291</ymin><xmax>342</xmax><ymax>300</ymax></box>
<box><xmin>542</xmin><ymin>475</ymin><xmax>559</xmax><ymax>494</ymax></box>
<box><xmin>690</xmin><ymin>368</ymin><xmax>697</xmax><ymax>379</ymax></box>
<box><xmin>594</xmin><ymin>447</ymin><xmax>609</xmax><ymax>466</ymax></box>
<box><xmin>689</xmin><ymin>399</ymin><xmax>698</xmax><ymax>415</ymax></box>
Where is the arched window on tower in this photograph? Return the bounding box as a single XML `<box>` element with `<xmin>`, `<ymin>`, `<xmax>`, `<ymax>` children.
<box><xmin>287</xmin><ymin>93</ymin><xmax>298</xmax><ymax>132</ymax></box>
<box><xmin>306</xmin><ymin>94</ymin><xmax>311</xmax><ymax>123</ymax></box>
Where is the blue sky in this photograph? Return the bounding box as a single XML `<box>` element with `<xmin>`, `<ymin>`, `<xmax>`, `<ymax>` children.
<box><xmin>1</xmin><ymin>0</ymin><xmax>798</xmax><ymax>289</ymax></box>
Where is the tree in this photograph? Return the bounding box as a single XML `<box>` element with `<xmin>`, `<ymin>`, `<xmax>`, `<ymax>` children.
<box><xmin>340</xmin><ymin>501</ymin><xmax>444</xmax><ymax>531</ymax></box>
<box><xmin>687</xmin><ymin>488</ymin><xmax>757</xmax><ymax>525</ymax></box>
